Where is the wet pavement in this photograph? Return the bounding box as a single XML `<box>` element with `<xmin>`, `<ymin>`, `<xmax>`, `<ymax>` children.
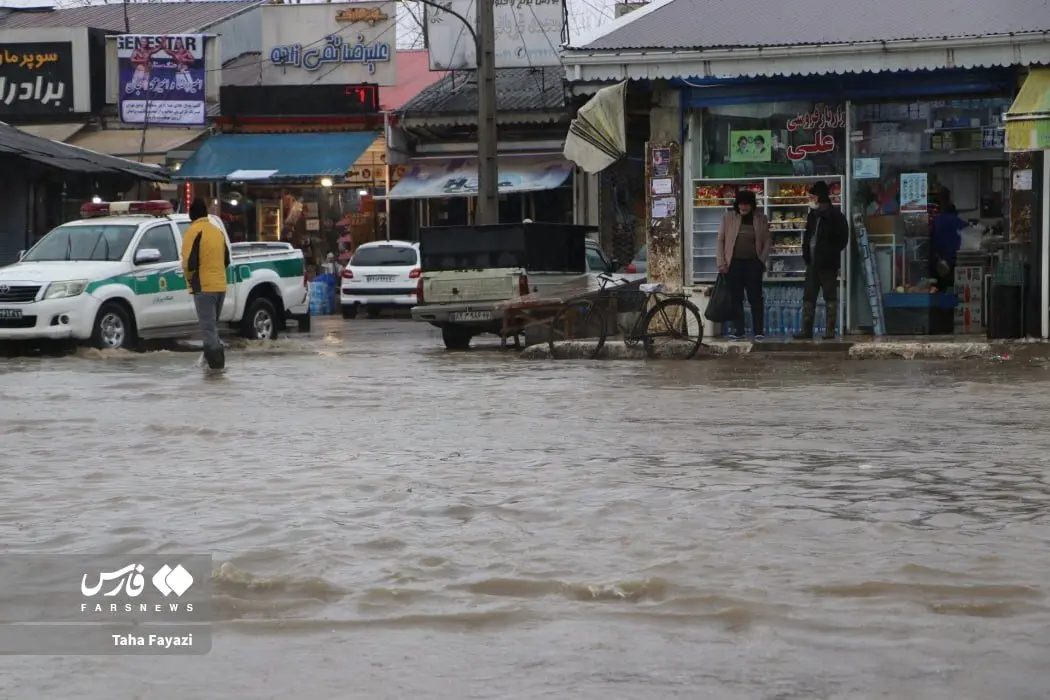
<box><xmin>2</xmin><ymin>316</ymin><xmax>1050</xmax><ymax>699</ymax></box>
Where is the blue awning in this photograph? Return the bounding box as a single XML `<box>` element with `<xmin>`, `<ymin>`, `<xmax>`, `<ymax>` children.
<box><xmin>173</xmin><ymin>132</ymin><xmax>379</xmax><ymax>182</ymax></box>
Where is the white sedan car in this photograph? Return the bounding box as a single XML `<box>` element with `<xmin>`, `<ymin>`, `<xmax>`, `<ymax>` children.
<box><xmin>339</xmin><ymin>240</ymin><xmax>420</xmax><ymax>319</ymax></box>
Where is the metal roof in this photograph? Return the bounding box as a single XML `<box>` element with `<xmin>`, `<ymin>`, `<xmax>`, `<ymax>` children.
<box><xmin>573</xmin><ymin>0</ymin><xmax>1050</xmax><ymax>51</ymax></box>
<box><xmin>0</xmin><ymin>121</ymin><xmax>166</xmax><ymax>180</ymax></box>
<box><xmin>399</xmin><ymin>67</ymin><xmax>564</xmax><ymax>117</ymax></box>
<box><xmin>0</xmin><ymin>0</ymin><xmax>263</xmax><ymax>32</ymax></box>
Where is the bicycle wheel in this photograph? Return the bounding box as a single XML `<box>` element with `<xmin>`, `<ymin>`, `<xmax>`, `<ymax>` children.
<box><xmin>548</xmin><ymin>299</ymin><xmax>608</xmax><ymax>359</ymax></box>
<box><xmin>641</xmin><ymin>297</ymin><xmax>704</xmax><ymax>359</ymax></box>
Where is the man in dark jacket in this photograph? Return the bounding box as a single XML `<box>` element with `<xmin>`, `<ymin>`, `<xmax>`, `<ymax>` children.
<box><xmin>794</xmin><ymin>180</ymin><xmax>849</xmax><ymax>340</ymax></box>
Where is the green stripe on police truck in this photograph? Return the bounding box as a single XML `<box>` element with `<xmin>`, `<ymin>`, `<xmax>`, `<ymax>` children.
<box><xmin>84</xmin><ymin>258</ymin><xmax>304</xmax><ymax>296</ymax></box>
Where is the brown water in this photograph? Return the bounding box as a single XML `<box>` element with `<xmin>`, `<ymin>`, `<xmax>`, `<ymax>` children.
<box><xmin>1</xmin><ymin>318</ymin><xmax>1049</xmax><ymax>699</ymax></box>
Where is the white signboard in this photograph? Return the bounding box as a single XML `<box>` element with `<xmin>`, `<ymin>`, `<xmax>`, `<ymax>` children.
<box><xmin>261</xmin><ymin>2</ymin><xmax>397</xmax><ymax>87</ymax></box>
<box><xmin>427</xmin><ymin>0</ymin><xmax>564</xmax><ymax>70</ymax></box>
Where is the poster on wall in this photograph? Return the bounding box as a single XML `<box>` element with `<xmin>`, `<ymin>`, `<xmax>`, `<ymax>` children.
<box><xmin>899</xmin><ymin>172</ymin><xmax>928</xmax><ymax>213</ymax></box>
<box><xmin>426</xmin><ymin>0</ymin><xmax>565</xmax><ymax>70</ymax></box>
<box><xmin>0</xmin><ymin>42</ymin><xmax>74</xmax><ymax>116</ymax></box>
<box><xmin>116</xmin><ymin>34</ymin><xmax>206</xmax><ymax>126</ymax></box>
<box><xmin>729</xmin><ymin>130</ymin><xmax>772</xmax><ymax>163</ymax></box>
<box><xmin>262</xmin><ymin>3</ymin><xmax>397</xmax><ymax>87</ymax></box>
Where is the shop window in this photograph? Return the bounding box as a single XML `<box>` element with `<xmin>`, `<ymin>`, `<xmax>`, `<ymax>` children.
<box><xmin>702</xmin><ymin>102</ymin><xmax>848</xmax><ymax>179</ymax></box>
<box><xmin>848</xmin><ymin>98</ymin><xmax>1012</xmax><ymax>294</ymax></box>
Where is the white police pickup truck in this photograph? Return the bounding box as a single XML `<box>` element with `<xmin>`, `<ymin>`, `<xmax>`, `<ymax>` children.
<box><xmin>0</xmin><ymin>200</ymin><xmax>310</xmax><ymax>349</ymax></box>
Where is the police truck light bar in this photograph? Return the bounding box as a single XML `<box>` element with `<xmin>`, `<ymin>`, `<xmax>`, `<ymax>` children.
<box><xmin>80</xmin><ymin>200</ymin><xmax>174</xmax><ymax>218</ymax></box>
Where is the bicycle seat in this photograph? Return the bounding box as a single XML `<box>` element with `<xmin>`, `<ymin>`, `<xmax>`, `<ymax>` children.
<box><xmin>639</xmin><ymin>283</ymin><xmax>664</xmax><ymax>293</ymax></box>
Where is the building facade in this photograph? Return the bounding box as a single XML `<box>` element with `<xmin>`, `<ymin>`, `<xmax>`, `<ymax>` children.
<box><xmin>563</xmin><ymin>0</ymin><xmax>1050</xmax><ymax>338</ymax></box>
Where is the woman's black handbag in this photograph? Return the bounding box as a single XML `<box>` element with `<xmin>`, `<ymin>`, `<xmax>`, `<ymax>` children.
<box><xmin>705</xmin><ymin>274</ymin><xmax>733</xmax><ymax>323</ymax></box>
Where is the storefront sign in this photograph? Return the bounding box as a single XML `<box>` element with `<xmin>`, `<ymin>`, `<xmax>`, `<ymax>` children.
<box><xmin>899</xmin><ymin>172</ymin><xmax>928</xmax><ymax>213</ymax></box>
<box><xmin>270</xmin><ymin>34</ymin><xmax>391</xmax><ymax>75</ymax></box>
<box><xmin>116</xmin><ymin>34</ymin><xmax>206</xmax><ymax>126</ymax></box>
<box><xmin>386</xmin><ymin>155</ymin><xmax>570</xmax><ymax>198</ymax></box>
<box><xmin>0</xmin><ymin>42</ymin><xmax>73</xmax><ymax>116</ymax></box>
<box><xmin>785</xmin><ymin>103</ymin><xmax>846</xmax><ymax>161</ymax></box>
<box><xmin>262</xmin><ymin>3</ymin><xmax>397</xmax><ymax>87</ymax></box>
<box><xmin>427</xmin><ymin>0</ymin><xmax>564</xmax><ymax>70</ymax></box>
<box><xmin>220</xmin><ymin>84</ymin><xmax>379</xmax><ymax>118</ymax></box>
<box><xmin>335</xmin><ymin>7</ymin><xmax>390</xmax><ymax>24</ymax></box>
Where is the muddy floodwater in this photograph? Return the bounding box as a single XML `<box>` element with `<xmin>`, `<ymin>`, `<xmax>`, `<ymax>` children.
<box><xmin>1</xmin><ymin>318</ymin><xmax>1049</xmax><ymax>699</ymax></box>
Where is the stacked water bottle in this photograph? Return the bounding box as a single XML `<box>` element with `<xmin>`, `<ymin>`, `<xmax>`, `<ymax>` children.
<box><xmin>722</xmin><ymin>286</ymin><xmax>826</xmax><ymax>338</ymax></box>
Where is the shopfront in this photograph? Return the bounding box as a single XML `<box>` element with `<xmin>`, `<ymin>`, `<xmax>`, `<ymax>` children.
<box><xmin>385</xmin><ymin>153</ymin><xmax>575</xmax><ymax>230</ymax></box>
<box><xmin>172</xmin><ymin>130</ymin><xmax>381</xmax><ymax>266</ymax></box>
<box><xmin>683</xmin><ymin>68</ymin><xmax>1021</xmax><ymax>337</ymax></box>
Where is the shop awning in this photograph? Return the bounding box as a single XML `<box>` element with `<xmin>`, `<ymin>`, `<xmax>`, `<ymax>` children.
<box><xmin>386</xmin><ymin>155</ymin><xmax>573</xmax><ymax>200</ymax></box>
<box><xmin>1005</xmin><ymin>68</ymin><xmax>1050</xmax><ymax>152</ymax></box>
<box><xmin>173</xmin><ymin>132</ymin><xmax>380</xmax><ymax>182</ymax></box>
<box><xmin>15</xmin><ymin>122</ymin><xmax>86</xmax><ymax>143</ymax></box>
<box><xmin>67</xmin><ymin>128</ymin><xmax>206</xmax><ymax>165</ymax></box>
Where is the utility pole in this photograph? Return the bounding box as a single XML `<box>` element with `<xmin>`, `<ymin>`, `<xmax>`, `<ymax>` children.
<box><xmin>474</xmin><ymin>0</ymin><xmax>499</xmax><ymax>225</ymax></box>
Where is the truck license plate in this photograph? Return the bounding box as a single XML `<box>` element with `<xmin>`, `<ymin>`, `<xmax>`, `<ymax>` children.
<box><xmin>0</xmin><ymin>309</ymin><xmax>22</xmax><ymax>319</ymax></box>
<box><xmin>451</xmin><ymin>311</ymin><xmax>492</xmax><ymax>322</ymax></box>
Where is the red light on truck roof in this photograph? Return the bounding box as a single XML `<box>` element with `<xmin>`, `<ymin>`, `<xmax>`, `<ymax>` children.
<box><xmin>80</xmin><ymin>200</ymin><xmax>174</xmax><ymax>218</ymax></box>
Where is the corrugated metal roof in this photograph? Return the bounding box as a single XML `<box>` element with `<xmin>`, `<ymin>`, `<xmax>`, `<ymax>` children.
<box><xmin>399</xmin><ymin>66</ymin><xmax>564</xmax><ymax>116</ymax></box>
<box><xmin>0</xmin><ymin>121</ymin><xmax>165</xmax><ymax>180</ymax></box>
<box><xmin>15</xmin><ymin>122</ymin><xmax>85</xmax><ymax>142</ymax></box>
<box><xmin>574</xmin><ymin>0</ymin><xmax>1050</xmax><ymax>51</ymax></box>
<box><xmin>0</xmin><ymin>1</ymin><xmax>262</xmax><ymax>33</ymax></box>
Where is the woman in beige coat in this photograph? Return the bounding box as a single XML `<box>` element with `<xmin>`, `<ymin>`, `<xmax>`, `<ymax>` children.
<box><xmin>716</xmin><ymin>190</ymin><xmax>771</xmax><ymax>339</ymax></box>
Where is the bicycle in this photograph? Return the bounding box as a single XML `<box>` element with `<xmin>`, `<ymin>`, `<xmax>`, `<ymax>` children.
<box><xmin>547</xmin><ymin>272</ymin><xmax>705</xmax><ymax>359</ymax></box>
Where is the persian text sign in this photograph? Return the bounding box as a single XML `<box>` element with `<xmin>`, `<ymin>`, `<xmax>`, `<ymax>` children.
<box><xmin>785</xmin><ymin>103</ymin><xmax>846</xmax><ymax>161</ymax></box>
<box><xmin>0</xmin><ymin>42</ymin><xmax>74</xmax><ymax>116</ymax></box>
<box><xmin>117</xmin><ymin>34</ymin><xmax>206</xmax><ymax>127</ymax></box>
<box><xmin>262</xmin><ymin>3</ymin><xmax>397</xmax><ymax>87</ymax></box>
<box><xmin>427</xmin><ymin>0</ymin><xmax>565</xmax><ymax>70</ymax></box>
<box><xmin>0</xmin><ymin>554</ymin><xmax>212</xmax><ymax>655</ymax></box>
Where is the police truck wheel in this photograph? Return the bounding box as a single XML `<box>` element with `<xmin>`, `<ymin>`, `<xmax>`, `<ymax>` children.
<box><xmin>90</xmin><ymin>302</ymin><xmax>136</xmax><ymax>350</ymax></box>
<box><xmin>242</xmin><ymin>297</ymin><xmax>279</xmax><ymax>341</ymax></box>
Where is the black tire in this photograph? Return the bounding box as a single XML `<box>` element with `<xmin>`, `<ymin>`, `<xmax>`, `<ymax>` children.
<box><xmin>341</xmin><ymin>305</ymin><xmax>358</xmax><ymax>319</ymax></box>
<box><xmin>548</xmin><ymin>298</ymin><xmax>607</xmax><ymax>359</ymax></box>
<box><xmin>441</xmin><ymin>325</ymin><xmax>472</xmax><ymax>350</ymax></box>
<box><xmin>365</xmin><ymin>306</ymin><xmax>381</xmax><ymax>319</ymax></box>
<box><xmin>641</xmin><ymin>297</ymin><xmax>704</xmax><ymax>359</ymax></box>
<box><xmin>241</xmin><ymin>297</ymin><xmax>280</xmax><ymax>341</ymax></box>
<box><xmin>90</xmin><ymin>302</ymin><xmax>137</xmax><ymax>350</ymax></box>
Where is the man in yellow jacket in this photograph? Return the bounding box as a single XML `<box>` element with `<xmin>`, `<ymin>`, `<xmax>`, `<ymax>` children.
<box><xmin>181</xmin><ymin>198</ymin><xmax>231</xmax><ymax>369</ymax></box>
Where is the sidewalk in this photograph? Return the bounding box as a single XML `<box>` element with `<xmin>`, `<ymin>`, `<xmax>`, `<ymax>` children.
<box><xmin>521</xmin><ymin>335</ymin><xmax>1041</xmax><ymax>361</ymax></box>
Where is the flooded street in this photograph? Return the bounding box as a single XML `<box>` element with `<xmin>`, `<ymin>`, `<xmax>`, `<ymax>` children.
<box><xmin>2</xmin><ymin>317</ymin><xmax>1049</xmax><ymax>699</ymax></box>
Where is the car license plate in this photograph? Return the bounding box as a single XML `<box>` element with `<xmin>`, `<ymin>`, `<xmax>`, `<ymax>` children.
<box><xmin>367</xmin><ymin>275</ymin><xmax>395</xmax><ymax>282</ymax></box>
<box><xmin>0</xmin><ymin>309</ymin><xmax>22</xmax><ymax>319</ymax></box>
<box><xmin>451</xmin><ymin>311</ymin><xmax>492</xmax><ymax>322</ymax></box>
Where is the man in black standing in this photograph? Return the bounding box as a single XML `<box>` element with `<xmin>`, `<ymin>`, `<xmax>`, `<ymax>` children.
<box><xmin>794</xmin><ymin>180</ymin><xmax>849</xmax><ymax>340</ymax></box>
